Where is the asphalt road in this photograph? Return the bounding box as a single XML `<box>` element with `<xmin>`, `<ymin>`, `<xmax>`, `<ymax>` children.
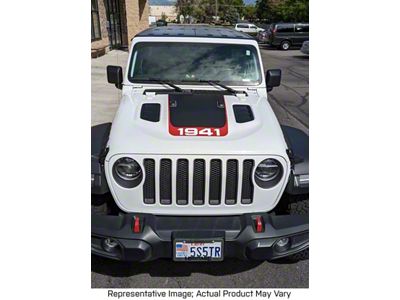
<box><xmin>91</xmin><ymin>46</ymin><xmax>309</xmax><ymax>288</ymax></box>
<box><xmin>259</xmin><ymin>45</ymin><xmax>309</xmax><ymax>134</ymax></box>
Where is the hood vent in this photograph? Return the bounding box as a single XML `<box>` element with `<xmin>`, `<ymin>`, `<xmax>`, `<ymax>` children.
<box><xmin>233</xmin><ymin>105</ymin><xmax>254</xmax><ymax>123</ymax></box>
<box><xmin>140</xmin><ymin>103</ymin><xmax>160</xmax><ymax>122</ymax></box>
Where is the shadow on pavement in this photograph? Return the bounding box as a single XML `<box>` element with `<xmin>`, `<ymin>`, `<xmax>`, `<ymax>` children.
<box><xmin>258</xmin><ymin>44</ymin><xmax>277</xmax><ymax>50</ymax></box>
<box><xmin>92</xmin><ymin>255</ymin><xmax>263</xmax><ymax>277</ymax></box>
<box><xmin>292</xmin><ymin>55</ymin><xmax>309</xmax><ymax>60</ymax></box>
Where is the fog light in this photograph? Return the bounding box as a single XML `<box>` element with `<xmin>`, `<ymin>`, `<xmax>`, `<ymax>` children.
<box><xmin>274</xmin><ymin>237</ymin><xmax>290</xmax><ymax>252</ymax></box>
<box><xmin>102</xmin><ymin>238</ymin><xmax>119</xmax><ymax>253</ymax></box>
<box><xmin>277</xmin><ymin>238</ymin><xmax>289</xmax><ymax>247</ymax></box>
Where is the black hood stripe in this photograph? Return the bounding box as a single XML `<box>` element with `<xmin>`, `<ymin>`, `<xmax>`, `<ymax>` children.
<box><xmin>169</xmin><ymin>93</ymin><xmax>226</xmax><ymax>128</ymax></box>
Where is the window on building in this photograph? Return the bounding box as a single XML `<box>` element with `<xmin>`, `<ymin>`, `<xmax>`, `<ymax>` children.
<box><xmin>91</xmin><ymin>0</ymin><xmax>101</xmax><ymax>41</ymax></box>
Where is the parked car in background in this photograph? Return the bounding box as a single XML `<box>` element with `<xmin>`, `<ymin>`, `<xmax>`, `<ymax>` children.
<box><xmin>156</xmin><ymin>19</ymin><xmax>167</xmax><ymax>27</ymax></box>
<box><xmin>300</xmin><ymin>41</ymin><xmax>309</xmax><ymax>55</ymax></box>
<box><xmin>268</xmin><ymin>23</ymin><xmax>309</xmax><ymax>50</ymax></box>
<box><xmin>256</xmin><ymin>25</ymin><xmax>272</xmax><ymax>43</ymax></box>
<box><xmin>235</xmin><ymin>23</ymin><xmax>265</xmax><ymax>35</ymax></box>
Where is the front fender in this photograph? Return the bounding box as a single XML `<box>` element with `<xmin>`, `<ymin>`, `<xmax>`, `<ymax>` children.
<box><xmin>91</xmin><ymin>123</ymin><xmax>111</xmax><ymax>194</ymax></box>
<box><xmin>281</xmin><ymin>126</ymin><xmax>309</xmax><ymax>195</ymax></box>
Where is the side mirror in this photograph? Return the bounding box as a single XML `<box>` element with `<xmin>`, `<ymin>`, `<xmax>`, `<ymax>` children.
<box><xmin>106</xmin><ymin>65</ymin><xmax>123</xmax><ymax>89</ymax></box>
<box><xmin>266</xmin><ymin>69</ymin><xmax>281</xmax><ymax>92</ymax></box>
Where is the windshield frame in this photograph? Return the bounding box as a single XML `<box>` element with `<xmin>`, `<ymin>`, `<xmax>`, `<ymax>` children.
<box><xmin>127</xmin><ymin>41</ymin><xmax>263</xmax><ymax>86</ymax></box>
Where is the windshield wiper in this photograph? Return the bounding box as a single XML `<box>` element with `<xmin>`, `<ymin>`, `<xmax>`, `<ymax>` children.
<box><xmin>200</xmin><ymin>80</ymin><xmax>236</xmax><ymax>94</ymax></box>
<box><xmin>146</xmin><ymin>78</ymin><xmax>183</xmax><ymax>92</ymax></box>
<box><xmin>198</xmin><ymin>80</ymin><xmax>246</xmax><ymax>95</ymax></box>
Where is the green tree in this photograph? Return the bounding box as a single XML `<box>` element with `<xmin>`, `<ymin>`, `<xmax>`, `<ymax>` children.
<box><xmin>255</xmin><ymin>0</ymin><xmax>274</xmax><ymax>21</ymax></box>
<box><xmin>274</xmin><ymin>0</ymin><xmax>308</xmax><ymax>22</ymax></box>
<box><xmin>175</xmin><ymin>0</ymin><xmax>246</xmax><ymax>24</ymax></box>
<box><xmin>219</xmin><ymin>0</ymin><xmax>244</xmax><ymax>23</ymax></box>
<box><xmin>175</xmin><ymin>0</ymin><xmax>196</xmax><ymax>23</ymax></box>
<box><xmin>243</xmin><ymin>5</ymin><xmax>257</xmax><ymax>21</ymax></box>
<box><xmin>194</xmin><ymin>0</ymin><xmax>214</xmax><ymax>23</ymax></box>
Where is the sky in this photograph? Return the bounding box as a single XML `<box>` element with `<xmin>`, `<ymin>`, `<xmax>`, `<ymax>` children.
<box><xmin>149</xmin><ymin>0</ymin><xmax>256</xmax><ymax>6</ymax></box>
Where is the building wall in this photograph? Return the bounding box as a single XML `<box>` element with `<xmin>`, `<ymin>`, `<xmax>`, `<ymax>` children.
<box><xmin>91</xmin><ymin>0</ymin><xmax>149</xmax><ymax>53</ymax></box>
<box><xmin>91</xmin><ymin>0</ymin><xmax>109</xmax><ymax>50</ymax></box>
<box><xmin>119</xmin><ymin>0</ymin><xmax>129</xmax><ymax>47</ymax></box>
<box><xmin>149</xmin><ymin>5</ymin><xmax>177</xmax><ymax>22</ymax></box>
<box><xmin>125</xmin><ymin>0</ymin><xmax>149</xmax><ymax>47</ymax></box>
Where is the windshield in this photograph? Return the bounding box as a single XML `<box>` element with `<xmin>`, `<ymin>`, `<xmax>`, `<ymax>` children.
<box><xmin>128</xmin><ymin>42</ymin><xmax>262</xmax><ymax>85</ymax></box>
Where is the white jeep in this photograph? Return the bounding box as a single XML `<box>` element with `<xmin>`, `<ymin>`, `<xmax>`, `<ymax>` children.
<box><xmin>91</xmin><ymin>26</ymin><xmax>309</xmax><ymax>262</ymax></box>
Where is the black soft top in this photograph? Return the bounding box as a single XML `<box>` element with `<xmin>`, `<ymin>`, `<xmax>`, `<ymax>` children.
<box><xmin>135</xmin><ymin>25</ymin><xmax>254</xmax><ymax>40</ymax></box>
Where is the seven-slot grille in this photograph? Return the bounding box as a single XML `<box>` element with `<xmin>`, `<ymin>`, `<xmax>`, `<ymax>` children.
<box><xmin>143</xmin><ymin>158</ymin><xmax>254</xmax><ymax>206</ymax></box>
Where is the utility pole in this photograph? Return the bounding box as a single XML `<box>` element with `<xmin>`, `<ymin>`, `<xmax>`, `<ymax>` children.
<box><xmin>215</xmin><ymin>0</ymin><xmax>218</xmax><ymax>20</ymax></box>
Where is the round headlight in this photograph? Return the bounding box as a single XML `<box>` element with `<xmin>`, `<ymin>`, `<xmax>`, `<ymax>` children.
<box><xmin>255</xmin><ymin>159</ymin><xmax>281</xmax><ymax>181</ymax></box>
<box><xmin>112</xmin><ymin>157</ymin><xmax>143</xmax><ymax>188</ymax></box>
<box><xmin>254</xmin><ymin>159</ymin><xmax>283</xmax><ymax>188</ymax></box>
<box><xmin>115</xmin><ymin>157</ymin><xmax>141</xmax><ymax>180</ymax></box>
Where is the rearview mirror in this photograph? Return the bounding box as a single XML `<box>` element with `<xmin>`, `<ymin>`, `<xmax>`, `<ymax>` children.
<box><xmin>266</xmin><ymin>69</ymin><xmax>281</xmax><ymax>92</ymax></box>
<box><xmin>106</xmin><ymin>65</ymin><xmax>123</xmax><ymax>89</ymax></box>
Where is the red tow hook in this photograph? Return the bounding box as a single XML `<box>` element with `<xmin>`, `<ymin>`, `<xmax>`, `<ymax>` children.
<box><xmin>255</xmin><ymin>215</ymin><xmax>264</xmax><ymax>233</ymax></box>
<box><xmin>133</xmin><ymin>216</ymin><xmax>141</xmax><ymax>233</ymax></box>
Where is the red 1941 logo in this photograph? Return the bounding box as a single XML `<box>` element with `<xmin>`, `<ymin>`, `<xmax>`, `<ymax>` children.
<box><xmin>177</xmin><ymin>128</ymin><xmax>221</xmax><ymax>136</ymax></box>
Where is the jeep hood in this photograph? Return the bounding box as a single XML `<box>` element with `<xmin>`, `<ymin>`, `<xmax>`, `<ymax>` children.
<box><xmin>106</xmin><ymin>90</ymin><xmax>288</xmax><ymax>157</ymax></box>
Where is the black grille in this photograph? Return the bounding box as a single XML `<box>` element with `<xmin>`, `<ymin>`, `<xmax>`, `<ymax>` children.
<box><xmin>143</xmin><ymin>159</ymin><xmax>155</xmax><ymax>204</ymax></box>
<box><xmin>193</xmin><ymin>159</ymin><xmax>205</xmax><ymax>205</ymax></box>
<box><xmin>225</xmin><ymin>160</ymin><xmax>238</xmax><ymax>205</ymax></box>
<box><xmin>209</xmin><ymin>159</ymin><xmax>222</xmax><ymax>205</ymax></box>
<box><xmin>241</xmin><ymin>160</ymin><xmax>254</xmax><ymax>204</ymax></box>
<box><xmin>176</xmin><ymin>159</ymin><xmax>189</xmax><ymax>205</ymax></box>
<box><xmin>142</xmin><ymin>158</ymin><xmax>254</xmax><ymax>206</ymax></box>
<box><xmin>159</xmin><ymin>159</ymin><xmax>172</xmax><ymax>204</ymax></box>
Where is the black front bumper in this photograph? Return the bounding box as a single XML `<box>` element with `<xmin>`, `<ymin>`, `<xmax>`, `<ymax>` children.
<box><xmin>92</xmin><ymin>212</ymin><xmax>308</xmax><ymax>262</ymax></box>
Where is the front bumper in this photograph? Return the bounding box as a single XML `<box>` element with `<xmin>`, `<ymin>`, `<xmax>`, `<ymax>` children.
<box><xmin>92</xmin><ymin>212</ymin><xmax>308</xmax><ymax>262</ymax></box>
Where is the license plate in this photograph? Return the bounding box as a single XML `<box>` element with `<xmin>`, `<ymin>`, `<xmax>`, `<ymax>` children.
<box><xmin>173</xmin><ymin>239</ymin><xmax>224</xmax><ymax>261</ymax></box>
